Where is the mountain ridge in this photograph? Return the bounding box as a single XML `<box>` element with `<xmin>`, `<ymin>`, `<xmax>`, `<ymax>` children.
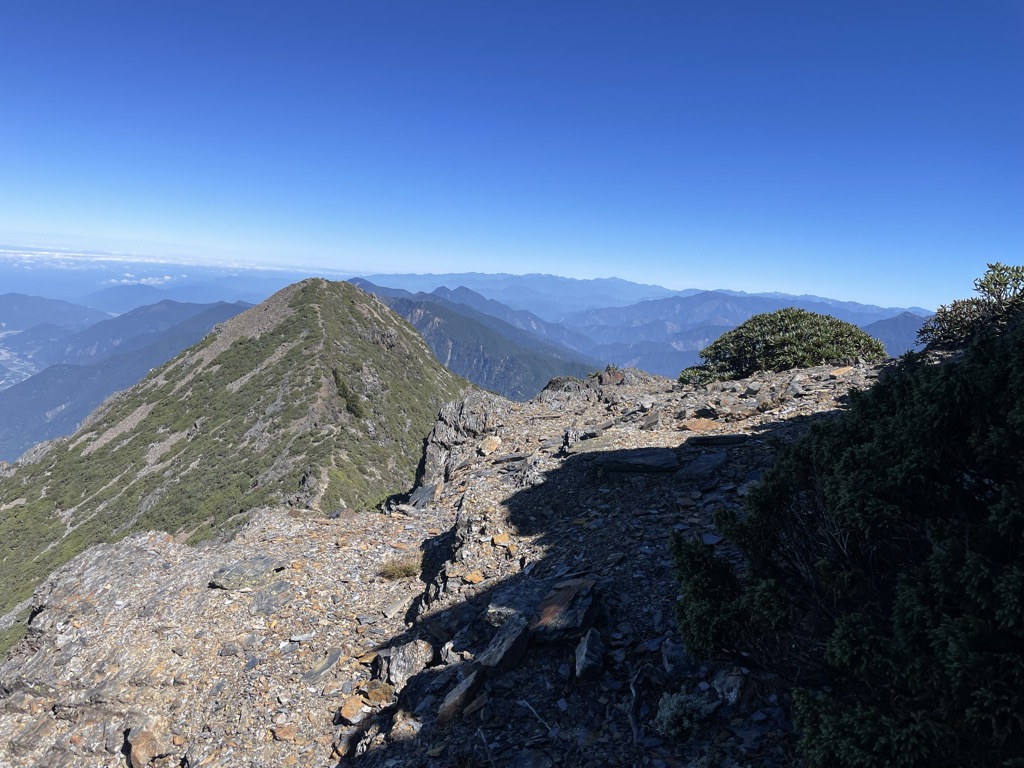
<box><xmin>0</xmin><ymin>293</ymin><xmax>110</xmax><ymax>331</ymax></box>
<box><xmin>0</xmin><ymin>302</ymin><xmax>249</xmax><ymax>462</ymax></box>
<box><xmin>0</xmin><ymin>279</ymin><xmax>467</xmax><ymax>616</ymax></box>
<box><xmin>352</xmin><ymin>279</ymin><xmax>596</xmax><ymax>400</ymax></box>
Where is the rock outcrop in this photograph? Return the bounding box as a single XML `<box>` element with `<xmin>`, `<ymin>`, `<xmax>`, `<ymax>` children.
<box><xmin>0</xmin><ymin>363</ymin><xmax>883</xmax><ymax>767</ymax></box>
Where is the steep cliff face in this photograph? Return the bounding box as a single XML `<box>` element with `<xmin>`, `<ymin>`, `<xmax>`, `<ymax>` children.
<box><xmin>0</xmin><ymin>362</ymin><xmax>881</xmax><ymax>767</ymax></box>
<box><xmin>0</xmin><ymin>279</ymin><xmax>467</xmax><ymax>617</ymax></box>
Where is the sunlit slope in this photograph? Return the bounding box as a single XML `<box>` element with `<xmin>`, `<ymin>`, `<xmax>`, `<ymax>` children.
<box><xmin>0</xmin><ymin>279</ymin><xmax>467</xmax><ymax>614</ymax></box>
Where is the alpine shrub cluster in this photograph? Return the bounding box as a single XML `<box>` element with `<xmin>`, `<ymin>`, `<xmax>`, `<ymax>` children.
<box><xmin>917</xmin><ymin>262</ymin><xmax>1024</xmax><ymax>346</ymax></box>
<box><xmin>678</xmin><ymin>307</ymin><xmax>886</xmax><ymax>386</ymax></box>
<box><xmin>671</xmin><ymin>266</ymin><xmax>1024</xmax><ymax>767</ymax></box>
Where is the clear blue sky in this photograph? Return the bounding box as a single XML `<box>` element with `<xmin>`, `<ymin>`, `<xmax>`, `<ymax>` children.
<box><xmin>1</xmin><ymin>1</ymin><xmax>1021</xmax><ymax>309</ymax></box>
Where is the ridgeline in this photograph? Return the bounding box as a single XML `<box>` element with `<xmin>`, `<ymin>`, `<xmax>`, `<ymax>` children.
<box><xmin>0</xmin><ymin>279</ymin><xmax>466</xmax><ymax>618</ymax></box>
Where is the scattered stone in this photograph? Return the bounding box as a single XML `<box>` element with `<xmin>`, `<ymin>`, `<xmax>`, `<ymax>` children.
<box><xmin>376</xmin><ymin>639</ymin><xmax>434</xmax><ymax>692</ymax></box>
<box><xmin>479</xmin><ymin>436</ymin><xmax>502</xmax><ymax>456</ymax></box>
<box><xmin>574</xmin><ymin>627</ymin><xmax>605</xmax><ymax>680</ymax></box>
<box><xmin>409</xmin><ymin>481</ymin><xmax>442</xmax><ymax>508</ymax></box>
<box><xmin>463</xmin><ymin>692</ymin><xmax>489</xmax><ymax>717</ymax></box>
<box><xmin>218</xmin><ymin>641</ymin><xmax>241</xmax><ymax>657</ymax></box>
<box><xmin>712</xmin><ymin>668</ymin><xmax>750</xmax><ymax>707</ymax></box>
<box><xmin>661</xmin><ymin>637</ymin><xmax>699</xmax><ymax>678</ymax></box>
<box><xmin>531</xmin><ymin>578</ymin><xmax>599</xmax><ymax>641</ymax></box>
<box><xmin>322</xmin><ymin>679</ymin><xmax>346</xmax><ymax>697</ymax></box>
<box><xmin>271</xmin><ymin>723</ymin><xmax>298</xmax><ymax>741</ymax></box>
<box><xmin>676</xmin><ymin>450</ymin><xmax>728</xmax><ymax>482</ymax></box>
<box><xmin>301</xmin><ymin>647</ymin><xmax>344</xmax><ymax>683</ymax></box>
<box><xmin>510</xmin><ymin>748</ymin><xmax>555</xmax><ymax>768</ymax></box>
<box><xmin>688</xmin><ymin>433</ymin><xmax>749</xmax><ymax>446</ymax></box>
<box><xmin>595</xmin><ymin>447</ymin><xmax>679</xmax><ymax>473</ymax></box>
<box><xmin>339</xmin><ymin>695</ymin><xmax>369</xmax><ymax>725</ymax></box>
<box><xmin>209</xmin><ymin>554</ymin><xmax>286</xmax><ymax>590</ymax></box>
<box><xmin>437</xmin><ymin>669</ymin><xmax>484</xmax><ymax>726</ymax></box>
<box><xmin>640</xmin><ymin>410</ymin><xmax>661</xmax><ymax>430</ymax></box>
<box><xmin>382</xmin><ymin>596</ymin><xmax>410</xmax><ymax>619</ymax></box>
<box><xmin>248</xmin><ymin>579</ymin><xmax>293</xmax><ymax>615</ymax></box>
<box><xmin>476</xmin><ymin>613</ymin><xmax>530</xmax><ymax>672</ymax></box>
<box><xmin>361</xmin><ymin>679</ymin><xmax>395</xmax><ymax>707</ymax></box>
<box><xmin>126</xmin><ymin>718</ymin><xmax>172</xmax><ymax>768</ymax></box>
<box><xmin>680</xmin><ymin>417</ymin><xmax>719</xmax><ymax>432</ymax></box>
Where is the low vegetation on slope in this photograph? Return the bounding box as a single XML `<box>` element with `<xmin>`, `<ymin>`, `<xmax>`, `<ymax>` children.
<box><xmin>357</xmin><ymin>288</ymin><xmax>596</xmax><ymax>401</ymax></box>
<box><xmin>917</xmin><ymin>261</ymin><xmax>1024</xmax><ymax>346</ymax></box>
<box><xmin>678</xmin><ymin>307</ymin><xmax>887</xmax><ymax>386</ymax></box>
<box><xmin>671</xmin><ymin>264</ymin><xmax>1024</xmax><ymax>767</ymax></box>
<box><xmin>0</xmin><ymin>279</ymin><xmax>466</xmax><ymax>618</ymax></box>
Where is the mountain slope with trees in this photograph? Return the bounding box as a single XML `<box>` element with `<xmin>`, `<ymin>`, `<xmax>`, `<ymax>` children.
<box><xmin>351</xmin><ymin>279</ymin><xmax>596</xmax><ymax>400</ymax></box>
<box><xmin>0</xmin><ymin>279</ymin><xmax>467</xmax><ymax>617</ymax></box>
<box><xmin>0</xmin><ymin>302</ymin><xmax>249</xmax><ymax>461</ymax></box>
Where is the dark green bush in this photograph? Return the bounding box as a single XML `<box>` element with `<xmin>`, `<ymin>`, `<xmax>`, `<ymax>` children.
<box><xmin>918</xmin><ymin>262</ymin><xmax>1024</xmax><ymax>347</ymax></box>
<box><xmin>332</xmin><ymin>367</ymin><xmax>367</xmax><ymax>418</ymax></box>
<box><xmin>672</xmin><ymin>277</ymin><xmax>1024</xmax><ymax>766</ymax></box>
<box><xmin>679</xmin><ymin>307</ymin><xmax>886</xmax><ymax>386</ymax></box>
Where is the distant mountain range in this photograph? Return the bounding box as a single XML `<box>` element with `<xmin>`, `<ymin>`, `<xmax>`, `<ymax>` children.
<box><xmin>357</xmin><ymin>275</ymin><xmax>928</xmax><ymax>376</ymax></box>
<box><xmin>351</xmin><ymin>279</ymin><xmax>596</xmax><ymax>400</ymax></box>
<box><xmin>0</xmin><ymin>270</ymin><xmax>929</xmax><ymax>464</ymax></box>
<box><xmin>0</xmin><ymin>293</ymin><xmax>109</xmax><ymax>331</ymax></box>
<box><xmin>0</xmin><ymin>301</ymin><xmax>248</xmax><ymax>461</ymax></box>
<box><xmin>77</xmin><ymin>276</ymin><xmax>297</xmax><ymax>313</ymax></box>
<box><xmin>360</xmin><ymin>271</ymin><xmax>930</xmax><ymax>323</ymax></box>
<box><xmin>861</xmin><ymin>311</ymin><xmax>929</xmax><ymax>357</ymax></box>
<box><xmin>6</xmin><ymin>299</ymin><xmax>251</xmax><ymax>368</ymax></box>
<box><xmin>360</xmin><ymin>272</ymin><xmax>683</xmax><ymax>320</ymax></box>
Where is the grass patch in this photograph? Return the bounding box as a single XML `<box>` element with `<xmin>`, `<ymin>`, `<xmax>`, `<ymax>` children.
<box><xmin>378</xmin><ymin>552</ymin><xmax>422</xmax><ymax>580</ymax></box>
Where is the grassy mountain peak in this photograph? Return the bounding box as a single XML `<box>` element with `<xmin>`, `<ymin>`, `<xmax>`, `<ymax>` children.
<box><xmin>0</xmin><ymin>278</ymin><xmax>467</xmax><ymax>616</ymax></box>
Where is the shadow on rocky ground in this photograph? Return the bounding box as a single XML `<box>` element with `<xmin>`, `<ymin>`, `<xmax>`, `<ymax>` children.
<box><xmin>0</xmin><ymin>365</ymin><xmax>878</xmax><ymax>767</ymax></box>
<box><xmin>335</xmin><ymin>383</ymin><xmax>854</xmax><ymax>767</ymax></box>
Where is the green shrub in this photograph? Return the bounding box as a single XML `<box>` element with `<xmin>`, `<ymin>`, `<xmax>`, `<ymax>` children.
<box><xmin>672</xmin><ymin>272</ymin><xmax>1024</xmax><ymax>766</ymax></box>
<box><xmin>679</xmin><ymin>307</ymin><xmax>886</xmax><ymax>385</ymax></box>
<box><xmin>918</xmin><ymin>262</ymin><xmax>1024</xmax><ymax>347</ymax></box>
<box><xmin>332</xmin><ymin>367</ymin><xmax>367</xmax><ymax>419</ymax></box>
<box><xmin>653</xmin><ymin>687</ymin><xmax>722</xmax><ymax>740</ymax></box>
<box><xmin>669</xmin><ymin>535</ymin><xmax>744</xmax><ymax>653</ymax></box>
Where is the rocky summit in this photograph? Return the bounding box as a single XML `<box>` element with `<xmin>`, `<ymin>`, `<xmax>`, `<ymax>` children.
<box><xmin>0</xmin><ymin>279</ymin><xmax>467</xmax><ymax>624</ymax></box>
<box><xmin>0</xmin><ymin>359</ymin><xmax>882</xmax><ymax>767</ymax></box>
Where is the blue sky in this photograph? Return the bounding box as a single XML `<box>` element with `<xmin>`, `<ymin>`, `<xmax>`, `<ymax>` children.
<box><xmin>1</xmin><ymin>1</ymin><xmax>1021</xmax><ymax>309</ymax></box>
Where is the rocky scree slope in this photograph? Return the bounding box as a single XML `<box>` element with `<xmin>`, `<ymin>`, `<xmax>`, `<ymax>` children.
<box><xmin>0</xmin><ymin>279</ymin><xmax>467</xmax><ymax>621</ymax></box>
<box><xmin>0</xmin><ymin>360</ymin><xmax>881</xmax><ymax>767</ymax></box>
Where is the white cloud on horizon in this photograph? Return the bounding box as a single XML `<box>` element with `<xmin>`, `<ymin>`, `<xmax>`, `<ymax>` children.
<box><xmin>104</xmin><ymin>274</ymin><xmax>175</xmax><ymax>287</ymax></box>
<box><xmin>0</xmin><ymin>245</ymin><xmax>353</xmax><ymax>277</ymax></box>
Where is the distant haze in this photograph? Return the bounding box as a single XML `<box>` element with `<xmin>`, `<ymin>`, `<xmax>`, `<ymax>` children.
<box><xmin>1</xmin><ymin>249</ymin><xmax>938</xmax><ymax>313</ymax></box>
